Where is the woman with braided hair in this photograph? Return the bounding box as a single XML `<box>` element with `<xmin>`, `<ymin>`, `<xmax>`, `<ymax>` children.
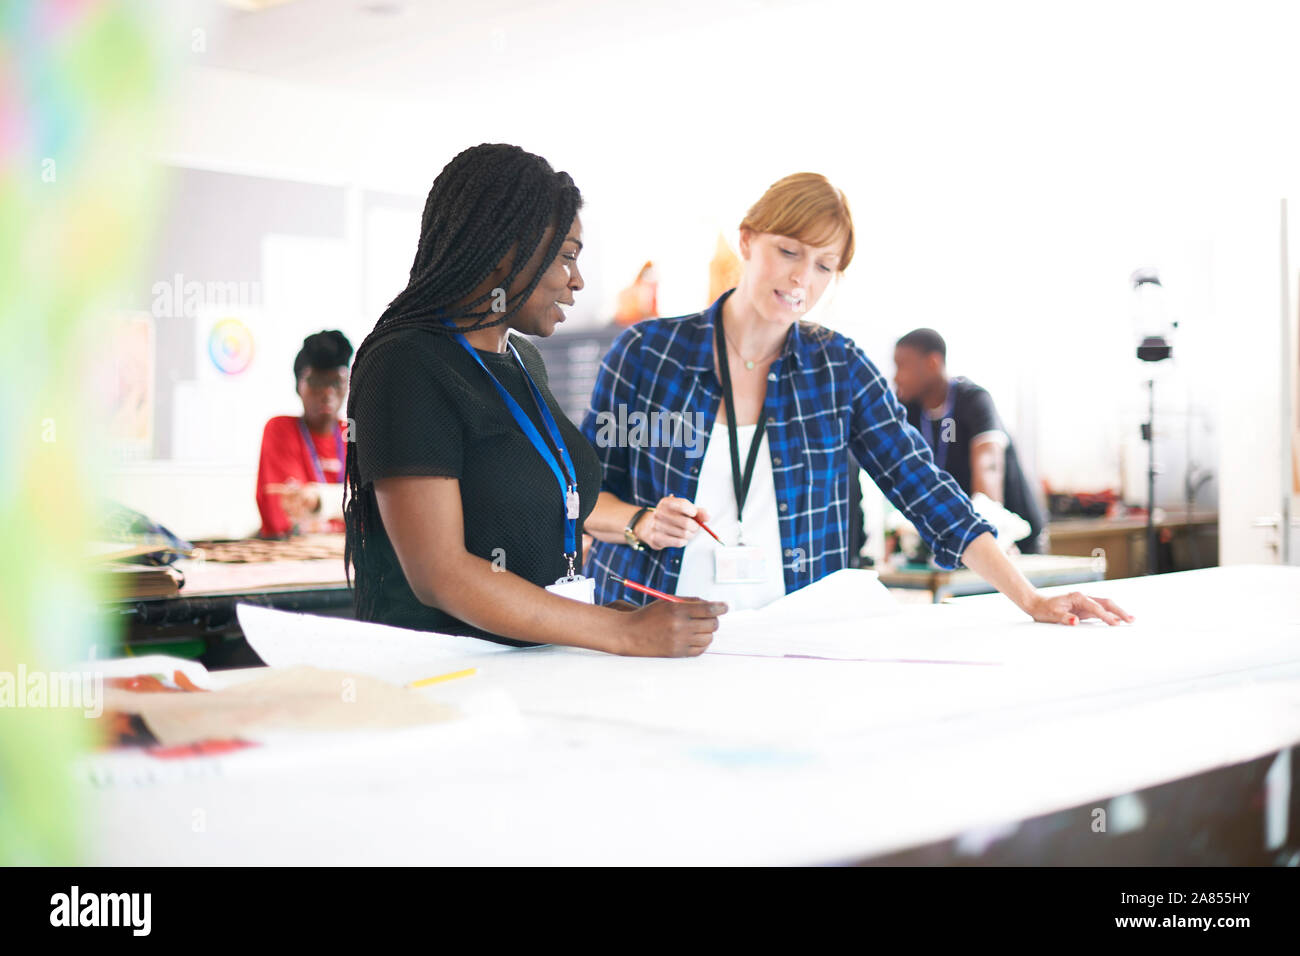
<box><xmin>344</xmin><ymin>144</ymin><xmax>725</xmax><ymax>655</ymax></box>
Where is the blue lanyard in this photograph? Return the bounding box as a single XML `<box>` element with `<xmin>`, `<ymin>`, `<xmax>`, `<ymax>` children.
<box><xmin>448</xmin><ymin>331</ymin><xmax>580</xmax><ymax>563</ymax></box>
<box><xmin>918</xmin><ymin>382</ymin><xmax>954</xmax><ymax>473</ymax></box>
<box><xmin>298</xmin><ymin>418</ymin><xmax>344</xmax><ymax>483</ymax></box>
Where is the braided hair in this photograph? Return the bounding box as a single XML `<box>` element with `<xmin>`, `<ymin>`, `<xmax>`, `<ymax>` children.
<box><xmin>343</xmin><ymin>143</ymin><xmax>583</xmax><ymax>621</ymax></box>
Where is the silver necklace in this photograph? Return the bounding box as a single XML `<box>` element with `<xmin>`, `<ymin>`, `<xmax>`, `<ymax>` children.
<box><xmin>723</xmin><ymin>331</ymin><xmax>782</xmax><ymax>371</ymax></box>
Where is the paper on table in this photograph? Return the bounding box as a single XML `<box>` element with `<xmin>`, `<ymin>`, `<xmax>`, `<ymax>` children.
<box><xmin>715</xmin><ymin>568</ymin><xmax>897</xmax><ymax>628</ymax></box>
<box><xmin>103</xmin><ymin>665</ymin><xmax>457</xmax><ymax>747</ymax></box>
<box><xmin>709</xmin><ymin>568</ymin><xmax>919</xmax><ymax>660</ymax></box>
<box><xmin>712</xmin><ymin>611</ymin><xmax>1021</xmax><ymax>663</ymax></box>
<box><xmin>236</xmin><ymin>603</ymin><xmax>521</xmax><ymax>686</ymax></box>
<box><xmin>707</xmin><ymin>566</ymin><xmax>1300</xmax><ymax>670</ymax></box>
<box><xmin>706</xmin><ymin>569</ymin><xmax>1104</xmax><ymax>664</ymax></box>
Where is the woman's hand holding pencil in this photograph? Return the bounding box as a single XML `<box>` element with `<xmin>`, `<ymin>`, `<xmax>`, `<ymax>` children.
<box><xmin>633</xmin><ymin>494</ymin><xmax>716</xmax><ymax>550</ymax></box>
<box><xmin>608</xmin><ymin>584</ymin><xmax>728</xmax><ymax>657</ymax></box>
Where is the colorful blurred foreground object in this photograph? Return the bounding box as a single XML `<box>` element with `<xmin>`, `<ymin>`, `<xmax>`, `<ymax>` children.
<box><xmin>0</xmin><ymin>1</ymin><xmax>166</xmax><ymax>863</ymax></box>
<box><xmin>708</xmin><ymin>232</ymin><xmax>743</xmax><ymax>305</ymax></box>
<box><xmin>97</xmin><ymin>671</ymin><xmax>209</xmax><ymax>748</ymax></box>
<box><xmin>613</xmin><ymin>260</ymin><xmax>659</xmax><ymax>325</ymax></box>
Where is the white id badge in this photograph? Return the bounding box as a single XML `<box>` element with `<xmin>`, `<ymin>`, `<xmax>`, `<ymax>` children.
<box><xmin>545</xmin><ymin>574</ymin><xmax>595</xmax><ymax>604</ymax></box>
<box><xmin>714</xmin><ymin>546</ymin><xmax>769</xmax><ymax>584</ymax></box>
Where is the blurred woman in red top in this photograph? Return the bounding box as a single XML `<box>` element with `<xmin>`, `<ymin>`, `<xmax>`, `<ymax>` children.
<box><xmin>256</xmin><ymin>330</ymin><xmax>353</xmax><ymax>538</ymax></box>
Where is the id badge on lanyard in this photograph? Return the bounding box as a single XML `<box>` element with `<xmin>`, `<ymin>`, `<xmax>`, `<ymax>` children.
<box><xmin>712</xmin><ymin>310</ymin><xmax>775</xmax><ymax>586</ymax></box>
<box><xmin>546</xmin><ymin>485</ymin><xmax>593</xmax><ymax>603</ymax></box>
<box><xmin>714</xmin><ymin>543</ymin><xmax>769</xmax><ymax>584</ymax></box>
<box><xmin>449</xmin><ymin>329</ymin><xmax>593</xmax><ymax>604</ymax></box>
<box><xmin>545</xmin><ymin>574</ymin><xmax>595</xmax><ymax>603</ymax></box>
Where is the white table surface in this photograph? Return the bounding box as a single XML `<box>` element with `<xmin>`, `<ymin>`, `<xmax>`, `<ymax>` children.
<box><xmin>82</xmin><ymin>565</ymin><xmax>1300</xmax><ymax>865</ymax></box>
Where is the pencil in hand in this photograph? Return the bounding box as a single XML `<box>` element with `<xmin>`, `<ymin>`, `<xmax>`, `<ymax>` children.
<box><xmin>608</xmin><ymin>572</ymin><xmax>686</xmax><ymax>603</ymax></box>
<box><xmin>668</xmin><ymin>492</ymin><xmax>722</xmax><ymax>544</ymax></box>
<box><xmin>690</xmin><ymin>513</ymin><xmax>723</xmax><ymax>544</ymax></box>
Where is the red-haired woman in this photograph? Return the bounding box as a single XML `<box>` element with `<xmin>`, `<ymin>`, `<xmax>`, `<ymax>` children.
<box><xmin>582</xmin><ymin>173</ymin><xmax>1131</xmax><ymax>627</ymax></box>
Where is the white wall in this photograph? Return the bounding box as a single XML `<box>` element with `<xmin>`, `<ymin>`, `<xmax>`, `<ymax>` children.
<box><xmin>1214</xmin><ymin>200</ymin><xmax>1296</xmax><ymax>565</ymax></box>
<box><xmin>117</xmin><ymin>2</ymin><xmax>1300</xmax><ymax>546</ymax></box>
<box><xmin>105</xmin><ymin>462</ymin><xmax>261</xmax><ymax>542</ymax></box>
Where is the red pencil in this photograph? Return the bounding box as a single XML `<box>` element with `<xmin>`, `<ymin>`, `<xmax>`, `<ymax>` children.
<box><xmin>667</xmin><ymin>493</ymin><xmax>723</xmax><ymax>544</ymax></box>
<box><xmin>610</xmin><ymin>572</ymin><xmax>686</xmax><ymax>603</ymax></box>
<box><xmin>691</xmin><ymin>513</ymin><xmax>724</xmax><ymax>544</ymax></box>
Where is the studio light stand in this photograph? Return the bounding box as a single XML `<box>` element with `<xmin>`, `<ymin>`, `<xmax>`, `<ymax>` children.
<box><xmin>1132</xmin><ymin>268</ymin><xmax>1175</xmax><ymax>575</ymax></box>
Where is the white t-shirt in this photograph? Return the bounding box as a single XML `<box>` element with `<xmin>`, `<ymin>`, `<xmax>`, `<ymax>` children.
<box><xmin>674</xmin><ymin>421</ymin><xmax>787</xmax><ymax>610</ymax></box>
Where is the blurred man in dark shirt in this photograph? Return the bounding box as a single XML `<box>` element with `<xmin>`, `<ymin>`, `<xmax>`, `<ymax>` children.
<box><xmin>893</xmin><ymin>328</ymin><xmax>1045</xmax><ymax>553</ymax></box>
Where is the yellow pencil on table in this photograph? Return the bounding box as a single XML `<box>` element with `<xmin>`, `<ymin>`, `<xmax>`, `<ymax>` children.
<box><xmin>407</xmin><ymin>667</ymin><xmax>477</xmax><ymax>689</ymax></box>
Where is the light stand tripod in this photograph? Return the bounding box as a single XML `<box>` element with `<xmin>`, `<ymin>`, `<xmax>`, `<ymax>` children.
<box><xmin>1140</xmin><ymin>377</ymin><xmax>1158</xmax><ymax>574</ymax></box>
<box><xmin>1134</xmin><ymin>269</ymin><xmax>1174</xmax><ymax>575</ymax></box>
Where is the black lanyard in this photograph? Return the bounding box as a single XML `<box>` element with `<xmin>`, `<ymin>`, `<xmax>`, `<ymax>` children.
<box><xmin>714</xmin><ymin>310</ymin><xmax>768</xmax><ymax>528</ymax></box>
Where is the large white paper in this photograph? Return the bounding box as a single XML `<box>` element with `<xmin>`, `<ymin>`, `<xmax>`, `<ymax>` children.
<box><xmin>235</xmin><ymin>603</ymin><xmax>519</xmax><ymax>686</ymax></box>
<box><xmin>707</xmin><ymin>568</ymin><xmax>1005</xmax><ymax>661</ymax></box>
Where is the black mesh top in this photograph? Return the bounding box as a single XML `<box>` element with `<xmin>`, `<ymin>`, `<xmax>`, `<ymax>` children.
<box><xmin>348</xmin><ymin>326</ymin><xmax>603</xmax><ymax>644</ymax></box>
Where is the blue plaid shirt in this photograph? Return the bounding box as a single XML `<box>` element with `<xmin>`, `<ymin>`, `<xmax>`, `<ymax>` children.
<box><xmin>579</xmin><ymin>289</ymin><xmax>997</xmax><ymax>605</ymax></box>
